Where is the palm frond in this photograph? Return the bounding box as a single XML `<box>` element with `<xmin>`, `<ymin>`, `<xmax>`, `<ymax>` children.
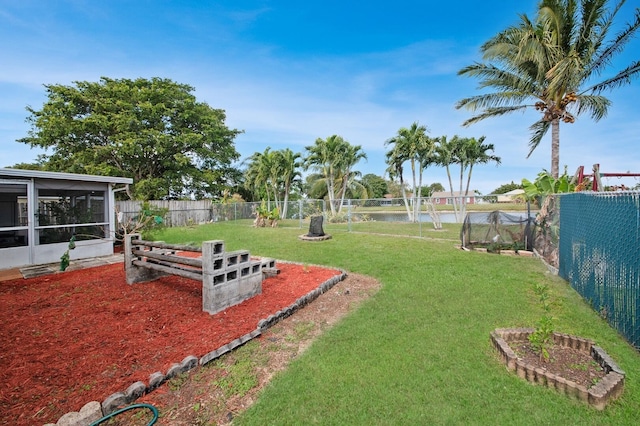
<box><xmin>461</xmin><ymin>105</ymin><xmax>529</xmax><ymax>126</ymax></box>
<box><xmin>527</xmin><ymin>119</ymin><xmax>550</xmax><ymax>158</ymax></box>
<box><xmin>574</xmin><ymin>94</ymin><xmax>611</xmax><ymax>121</ymax></box>
<box><xmin>456</xmin><ymin>92</ymin><xmax>532</xmax><ymax>111</ymax></box>
<box><xmin>588</xmin><ymin>4</ymin><xmax>640</xmax><ymax>77</ymax></box>
<box><xmin>586</xmin><ymin>60</ymin><xmax>640</xmax><ymax>93</ymax></box>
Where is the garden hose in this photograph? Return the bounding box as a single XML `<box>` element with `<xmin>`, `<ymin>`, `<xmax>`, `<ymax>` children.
<box><xmin>89</xmin><ymin>403</ymin><xmax>159</xmax><ymax>426</ymax></box>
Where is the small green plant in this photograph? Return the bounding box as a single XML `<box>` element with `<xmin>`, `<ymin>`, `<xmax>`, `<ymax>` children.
<box><xmin>570</xmin><ymin>362</ymin><xmax>589</xmax><ymax>371</ymax></box>
<box><xmin>168</xmin><ymin>372</ymin><xmax>189</xmax><ymax>391</ymax></box>
<box><xmin>486</xmin><ymin>242</ymin><xmax>501</xmax><ymax>254</ymax></box>
<box><xmin>528</xmin><ymin>283</ymin><xmax>554</xmax><ymax>362</ymax></box>
<box><xmin>60</xmin><ymin>236</ymin><xmax>76</xmax><ymax>271</ymax></box>
<box><xmin>253</xmin><ymin>200</ymin><xmax>279</xmax><ymax>227</ymax></box>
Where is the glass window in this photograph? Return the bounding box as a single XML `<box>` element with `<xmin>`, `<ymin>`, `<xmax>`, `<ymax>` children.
<box><xmin>0</xmin><ymin>183</ymin><xmax>29</xmax><ymax>248</ymax></box>
<box><xmin>36</xmin><ymin>189</ymin><xmax>106</xmax><ymax>244</ymax></box>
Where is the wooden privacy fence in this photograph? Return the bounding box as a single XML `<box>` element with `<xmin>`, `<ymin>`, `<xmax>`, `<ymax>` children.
<box><xmin>124</xmin><ymin>233</ymin><xmax>277</xmax><ymax>315</ymax></box>
<box><xmin>116</xmin><ymin>200</ymin><xmax>214</xmax><ymax>227</ymax></box>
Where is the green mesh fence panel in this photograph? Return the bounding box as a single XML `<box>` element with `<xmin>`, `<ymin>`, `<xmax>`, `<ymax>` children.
<box><xmin>559</xmin><ymin>192</ymin><xmax>640</xmax><ymax>349</ymax></box>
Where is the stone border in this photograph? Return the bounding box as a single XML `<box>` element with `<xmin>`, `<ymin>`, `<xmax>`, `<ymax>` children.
<box><xmin>298</xmin><ymin>234</ymin><xmax>333</xmax><ymax>241</ymax></box>
<box><xmin>45</xmin><ymin>262</ymin><xmax>346</xmax><ymax>426</ymax></box>
<box><xmin>490</xmin><ymin>328</ymin><xmax>625</xmax><ymax>410</ymax></box>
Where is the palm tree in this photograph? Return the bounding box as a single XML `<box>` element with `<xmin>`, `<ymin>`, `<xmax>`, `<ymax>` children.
<box><xmin>433</xmin><ymin>135</ymin><xmax>461</xmax><ymax>220</ymax></box>
<box><xmin>243</xmin><ymin>148</ymin><xmax>274</xmax><ymax>203</ymax></box>
<box><xmin>244</xmin><ymin>147</ymin><xmax>302</xmax><ymax>218</ymax></box>
<box><xmin>456</xmin><ymin>0</ymin><xmax>640</xmax><ymax>178</ymax></box>
<box><xmin>457</xmin><ymin>136</ymin><xmax>501</xmax><ymax>219</ymax></box>
<box><xmin>304</xmin><ymin>135</ymin><xmax>366</xmax><ymax>216</ymax></box>
<box><xmin>336</xmin><ymin>143</ymin><xmax>368</xmax><ymax>212</ymax></box>
<box><xmin>274</xmin><ymin>148</ymin><xmax>302</xmax><ymax>219</ymax></box>
<box><xmin>384</xmin><ymin>122</ymin><xmax>434</xmax><ymax>222</ymax></box>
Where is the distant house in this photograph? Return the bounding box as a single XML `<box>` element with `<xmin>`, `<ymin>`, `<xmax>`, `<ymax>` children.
<box><xmin>430</xmin><ymin>191</ymin><xmax>478</xmax><ymax>205</ymax></box>
<box><xmin>0</xmin><ymin>168</ymin><xmax>132</xmax><ymax>270</ymax></box>
<box><xmin>497</xmin><ymin>189</ymin><xmax>525</xmax><ymax>203</ymax></box>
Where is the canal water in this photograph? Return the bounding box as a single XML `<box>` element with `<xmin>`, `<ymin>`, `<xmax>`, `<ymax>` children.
<box><xmin>365</xmin><ymin>211</ymin><xmax>534</xmax><ymax>223</ymax></box>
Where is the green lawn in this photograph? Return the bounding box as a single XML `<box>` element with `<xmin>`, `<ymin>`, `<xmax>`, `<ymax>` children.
<box><xmin>151</xmin><ymin>221</ymin><xmax>640</xmax><ymax>425</ymax></box>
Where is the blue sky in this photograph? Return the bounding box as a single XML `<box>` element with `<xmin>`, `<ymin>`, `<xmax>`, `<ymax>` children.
<box><xmin>1</xmin><ymin>0</ymin><xmax>639</xmax><ymax>194</ymax></box>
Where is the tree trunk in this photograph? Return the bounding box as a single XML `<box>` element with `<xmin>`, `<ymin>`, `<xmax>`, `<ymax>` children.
<box><xmin>282</xmin><ymin>185</ymin><xmax>290</xmax><ymax>219</ymax></box>
<box><xmin>399</xmin><ymin>176</ymin><xmax>412</xmax><ymax>221</ymax></box>
<box><xmin>462</xmin><ymin>165</ymin><xmax>475</xmax><ymax>221</ymax></box>
<box><xmin>445</xmin><ymin>166</ymin><xmax>459</xmax><ymax>222</ymax></box>
<box><xmin>410</xmin><ymin>159</ymin><xmax>418</xmax><ymax>223</ymax></box>
<box><xmin>551</xmin><ymin>118</ymin><xmax>560</xmax><ymax>179</ymax></box>
<box><xmin>326</xmin><ymin>174</ymin><xmax>336</xmax><ymax>216</ymax></box>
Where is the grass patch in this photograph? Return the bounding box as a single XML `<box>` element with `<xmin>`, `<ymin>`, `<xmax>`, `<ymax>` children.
<box><xmin>151</xmin><ymin>221</ymin><xmax>640</xmax><ymax>425</ymax></box>
<box><xmin>212</xmin><ymin>341</ymin><xmax>264</xmax><ymax>398</ymax></box>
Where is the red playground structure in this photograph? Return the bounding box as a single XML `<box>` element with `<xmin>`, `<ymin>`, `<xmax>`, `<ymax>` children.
<box><xmin>574</xmin><ymin>164</ymin><xmax>640</xmax><ymax>192</ymax></box>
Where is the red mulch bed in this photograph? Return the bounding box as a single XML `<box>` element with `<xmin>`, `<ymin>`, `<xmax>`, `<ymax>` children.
<box><xmin>0</xmin><ymin>260</ymin><xmax>341</xmax><ymax>425</ymax></box>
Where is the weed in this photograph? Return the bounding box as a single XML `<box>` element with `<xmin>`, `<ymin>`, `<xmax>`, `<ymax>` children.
<box><xmin>286</xmin><ymin>320</ymin><xmax>315</xmax><ymax>342</ymax></box>
<box><xmin>168</xmin><ymin>372</ymin><xmax>189</xmax><ymax>391</ymax></box>
<box><xmin>570</xmin><ymin>363</ymin><xmax>589</xmax><ymax>371</ymax></box>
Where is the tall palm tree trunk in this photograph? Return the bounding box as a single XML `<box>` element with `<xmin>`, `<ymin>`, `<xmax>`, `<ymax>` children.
<box><xmin>444</xmin><ymin>165</ymin><xmax>459</xmax><ymax>222</ymax></box>
<box><xmin>551</xmin><ymin>118</ymin><xmax>560</xmax><ymax>179</ymax></box>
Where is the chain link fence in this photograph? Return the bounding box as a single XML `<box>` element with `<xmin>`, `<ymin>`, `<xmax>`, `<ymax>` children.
<box><xmin>116</xmin><ymin>196</ymin><xmax>532</xmax><ymax>238</ymax></box>
<box><xmin>558</xmin><ymin>191</ymin><xmax>640</xmax><ymax>349</ymax></box>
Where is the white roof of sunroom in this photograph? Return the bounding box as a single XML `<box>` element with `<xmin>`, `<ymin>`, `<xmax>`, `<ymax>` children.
<box><xmin>0</xmin><ymin>168</ymin><xmax>133</xmax><ymax>184</ymax></box>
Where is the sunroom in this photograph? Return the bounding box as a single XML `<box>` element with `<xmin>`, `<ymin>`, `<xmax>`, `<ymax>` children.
<box><xmin>0</xmin><ymin>168</ymin><xmax>132</xmax><ymax>270</ymax></box>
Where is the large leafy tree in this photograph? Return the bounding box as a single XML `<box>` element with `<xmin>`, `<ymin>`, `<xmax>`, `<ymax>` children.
<box><xmin>18</xmin><ymin>77</ymin><xmax>242</xmax><ymax>199</ymax></box>
<box><xmin>361</xmin><ymin>174</ymin><xmax>388</xmax><ymax>199</ymax></box>
<box><xmin>384</xmin><ymin>122</ymin><xmax>435</xmax><ymax>222</ymax></box>
<box><xmin>304</xmin><ymin>135</ymin><xmax>367</xmax><ymax>216</ymax></box>
<box><xmin>456</xmin><ymin>0</ymin><xmax>640</xmax><ymax>178</ymax></box>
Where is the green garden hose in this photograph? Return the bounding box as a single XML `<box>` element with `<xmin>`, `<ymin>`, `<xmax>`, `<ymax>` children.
<box><xmin>89</xmin><ymin>403</ymin><xmax>159</xmax><ymax>426</ymax></box>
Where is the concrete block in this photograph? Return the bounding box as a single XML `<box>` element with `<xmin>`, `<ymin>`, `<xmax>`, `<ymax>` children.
<box><xmin>225</xmin><ymin>250</ymin><xmax>250</xmax><ymax>267</ymax></box>
<box><xmin>260</xmin><ymin>258</ymin><xmax>276</xmax><ymax>269</ymax></box>
<box><xmin>202</xmin><ymin>240</ymin><xmax>225</xmax><ymax>275</ymax></box>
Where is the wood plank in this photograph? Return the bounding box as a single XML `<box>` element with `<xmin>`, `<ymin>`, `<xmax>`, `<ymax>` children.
<box><xmin>132</xmin><ymin>249</ymin><xmax>202</xmax><ymax>268</ymax></box>
<box><xmin>132</xmin><ymin>259</ymin><xmax>202</xmax><ymax>281</ymax></box>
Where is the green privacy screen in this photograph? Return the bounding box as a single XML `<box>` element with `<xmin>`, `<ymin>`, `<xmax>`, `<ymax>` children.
<box><xmin>559</xmin><ymin>192</ymin><xmax>640</xmax><ymax>349</ymax></box>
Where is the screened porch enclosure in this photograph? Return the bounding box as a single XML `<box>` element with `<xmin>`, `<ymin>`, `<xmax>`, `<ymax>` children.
<box><xmin>0</xmin><ymin>169</ymin><xmax>132</xmax><ymax>270</ymax></box>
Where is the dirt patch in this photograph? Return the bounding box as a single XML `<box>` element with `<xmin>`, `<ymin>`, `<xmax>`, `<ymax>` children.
<box><xmin>509</xmin><ymin>340</ymin><xmax>606</xmax><ymax>389</ymax></box>
<box><xmin>0</xmin><ymin>261</ymin><xmax>378</xmax><ymax>425</ymax></box>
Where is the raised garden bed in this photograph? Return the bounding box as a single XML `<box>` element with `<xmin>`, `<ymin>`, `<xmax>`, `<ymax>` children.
<box><xmin>491</xmin><ymin>328</ymin><xmax>625</xmax><ymax>410</ymax></box>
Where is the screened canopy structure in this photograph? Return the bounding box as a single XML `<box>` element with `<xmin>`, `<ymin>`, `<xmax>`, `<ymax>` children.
<box><xmin>460</xmin><ymin>210</ymin><xmax>535</xmax><ymax>252</ymax></box>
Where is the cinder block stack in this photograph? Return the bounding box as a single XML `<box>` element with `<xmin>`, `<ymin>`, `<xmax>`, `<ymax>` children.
<box><xmin>201</xmin><ymin>240</ymin><xmax>274</xmax><ymax>315</ymax></box>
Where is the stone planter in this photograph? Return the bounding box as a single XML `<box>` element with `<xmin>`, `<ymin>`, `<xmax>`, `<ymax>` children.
<box><xmin>491</xmin><ymin>328</ymin><xmax>625</xmax><ymax>410</ymax></box>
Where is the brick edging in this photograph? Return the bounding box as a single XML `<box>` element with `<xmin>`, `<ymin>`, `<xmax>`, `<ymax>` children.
<box><xmin>490</xmin><ymin>328</ymin><xmax>625</xmax><ymax>410</ymax></box>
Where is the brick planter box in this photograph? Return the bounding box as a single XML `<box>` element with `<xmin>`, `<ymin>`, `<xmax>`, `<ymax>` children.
<box><xmin>490</xmin><ymin>328</ymin><xmax>625</xmax><ymax>410</ymax></box>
